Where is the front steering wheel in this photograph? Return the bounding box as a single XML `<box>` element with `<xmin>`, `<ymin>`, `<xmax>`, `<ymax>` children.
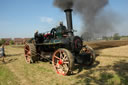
<box><xmin>50</xmin><ymin>28</ymin><xmax>57</xmax><ymax>38</ymax></box>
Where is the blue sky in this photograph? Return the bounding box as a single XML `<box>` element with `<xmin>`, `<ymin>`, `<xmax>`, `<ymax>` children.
<box><xmin>0</xmin><ymin>0</ymin><xmax>128</xmax><ymax>38</ymax></box>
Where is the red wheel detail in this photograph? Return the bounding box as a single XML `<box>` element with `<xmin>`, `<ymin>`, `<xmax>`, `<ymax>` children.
<box><xmin>58</xmin><ymin>59</ymin><xmax>63</xmax><ymax>65</ymax></box>
<box><xmin>24</xmin><ymin>44</ymin><xmax>31</xmax><ymax>63</ymax></box>
<box><xmin>52</xmin><ymin>49</ymin><xmax>70</xmax><ymax>76</ymax></box>
<box><xmin>73</xmin><ymin>36</ymin><xmax>83</xmax><ymax>53</ymax></box>
<box><xmin>44</xmin><ymin>33</ymin><xmax>52</xmax><ymax>38</ymax></box>
<box><xmin>75</xmin><ymin>39</ymin><xmax>81</xmax><ymax>48</ymax></box>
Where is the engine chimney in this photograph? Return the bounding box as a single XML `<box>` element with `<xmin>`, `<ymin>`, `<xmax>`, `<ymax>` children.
<box><xmin>64</xmin><ymin>9</ymin><xmax>74</xmax><ymax>36</ymax></box>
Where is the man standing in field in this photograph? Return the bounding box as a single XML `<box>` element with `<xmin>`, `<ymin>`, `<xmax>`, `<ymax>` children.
<box><xmin>0</xmin><ymin>44</ymin><xmax>6</xmax><ymax>63</ymax></box>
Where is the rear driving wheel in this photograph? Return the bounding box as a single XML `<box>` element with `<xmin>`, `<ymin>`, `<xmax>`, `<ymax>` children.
<box><xmin>81</xmin><ymin>45</ymin><xmax>96</xmax><ymax>66</ymax></box>
<box><xmin>24</xmin><ymin>43</ymin><xmax>37</xmax><ymax>63</ymax></box>
<box><xmin>52</xmin><ymin>48</ymin><xmax>74</xmax><ymax>75</ymax></box>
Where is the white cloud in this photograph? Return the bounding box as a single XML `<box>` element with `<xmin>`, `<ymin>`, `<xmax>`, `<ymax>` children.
<box><xmin>40</xmin><ymin>17</ymin><xmax>53</xmax><ymax>23</ymax></box>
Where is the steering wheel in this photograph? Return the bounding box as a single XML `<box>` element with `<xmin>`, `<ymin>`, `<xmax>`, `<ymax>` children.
<box><xmin>50</xmin><ymin>28</ymin><xmax>57</xmax><ymax>38</ymax></box>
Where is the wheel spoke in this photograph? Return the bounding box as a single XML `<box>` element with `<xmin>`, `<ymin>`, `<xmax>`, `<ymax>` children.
<box><xmin>59</xmin><ymin>51</ymin><xmax>63</xmax><ymax>59</ymax></box>
<box><xmin>28</xmin><ymin>51</ymin><xmax>31</xmax><ymax>55</ymax></box>
<box><xmin>62</xmin><ymin>53</ymin><xmax>66</xmax><ymax>60</ymax></box>
<box><xmin>27</xmin><ymin>54</ymin><xmax>30</xmax><ymax>56</ymax></box>
<box><xmin>55</xmin><ymin>61</ymin><xmax>67</xmax><ymax>74</ymax></box>
<box><xmin>26</xmin><ymin>52</ymin><xmax>30</xmax><ymax>56</ymax></box>
<box><xmin>63</xmin><ymin>64</ymin><xmax>69</xmax><ymax>71</ymax></box>
<box><xmin>55</xmin><ymin>63</ymin><xmax>59</xmax><ymax>68</ymax></box>
<box><xmin>25</xmin><ymin>54</ymin><xmax>28</xmax><ymax>56</ymax></box>
<box><xmin>63</xmin><ymin>61</ymin><xmax>69</xmax><ymax>64</ymax></box>
<box><xmin>25</xmin><ymin>44</ymin><xmax>29</xmax><ymax>47</ymax></box>
<box><xmin>25</xmin><ymin>49</ymin><xmax>29</xmax><ymax>52</ymax></box>
<box><xmin>59</xmin><ymin>65</ymin><xmax>64</xmax><ymax>71</ymax></box>
<box><xmin>54</xmin><ymin>56</ymin><xmax>61</xmax><ymax>60</ymax></box>
<box><xmin>26</xmin><ymin>56</ymin><xmax>31</xmax><ymax>62</ymax></box>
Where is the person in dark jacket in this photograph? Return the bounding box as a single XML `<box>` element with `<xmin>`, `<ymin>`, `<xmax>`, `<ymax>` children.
<box><xmin>0</xmin><ymin>44</ymin><xmax>5</xmax><ymax>62</ymax></box>
<box><xmin>55</xmin><ymin>22</ymin><xmax>67</xmax><ymax>38</ymax></box>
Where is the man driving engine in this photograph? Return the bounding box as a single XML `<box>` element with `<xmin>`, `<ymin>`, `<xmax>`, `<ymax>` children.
<box><xmin>55</xmin><ymin>21</ymin><xmax>67</xmax><ymax>38</ymax></box>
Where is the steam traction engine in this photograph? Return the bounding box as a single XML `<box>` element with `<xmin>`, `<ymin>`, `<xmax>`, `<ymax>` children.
<box><xmin>24</xmin><ymin>9</ymin><xmax>95</xmax><ymax>75</ymax></box>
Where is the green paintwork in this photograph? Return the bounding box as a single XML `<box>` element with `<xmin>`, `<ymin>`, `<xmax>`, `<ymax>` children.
<box><xmin>37</xmin><ymin>39</ymin><xmax>62</xmax><ymax>45</ymax></box>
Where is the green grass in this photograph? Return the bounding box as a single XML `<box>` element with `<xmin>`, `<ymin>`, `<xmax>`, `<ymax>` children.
<box><xmin>1</xmin><ymin>44</ymin><xmax>128</xmax><ymax>85</ymax></box>
<box><xmin>0</xmin><ymin>65</ymin><xmax>20</xmax><ymax>85</ymax></box>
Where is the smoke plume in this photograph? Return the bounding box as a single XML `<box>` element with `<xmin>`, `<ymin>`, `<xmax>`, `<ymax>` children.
<box><xmin>54</xmin><ymin>0</ymin><xmax>73</xmax><ymax>10</ymax></box>
<box><xmin>54</xmin><ymin>0</ymin><xmax>117</xmax><ymax>40</ymax></box>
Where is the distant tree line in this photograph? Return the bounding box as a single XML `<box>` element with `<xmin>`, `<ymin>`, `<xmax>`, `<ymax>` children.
<box><xmin>102</xmin><ymin>33</ymin><xmax>128</xmax><ymax>40</ymax></box>
<box><xmin>81</xmin><ymin>32</ymin><xmax>128</xmax><ymax>41</ymax></box>
<box><xmin>0</xmin><ymin>39</ymin><xmax>6</xmax><ymax>46</ymax></box>
<box><xmin>0</xmin><ymin>39</ymin><xmax>15</xmax><ymax>46</ymax></box>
